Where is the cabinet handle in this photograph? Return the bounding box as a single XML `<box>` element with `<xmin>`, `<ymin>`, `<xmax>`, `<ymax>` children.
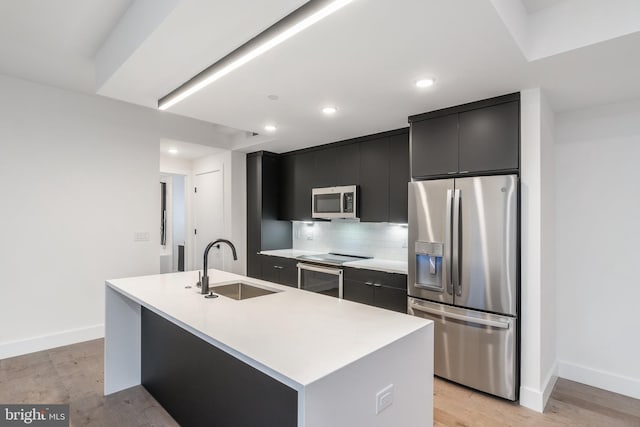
<box><xmin>459</xmin><ymin>171</ymin><xmax>469</xmax><ymax>174</ymax></box>
<box><xmin>447</xmin><ymin>171</ymin><xmax>457</xmax><ymax>175</ymax></box>
<box><xmin>274</xmin><ymin>265</ymin><xmax>283</xmax><ymax>269</ymax></box>
<box><xmin>372</xmin><ymin>283</ymin><xmax>382</xmax><ymax>287</ymax></box>
<box><xmin>365</xmin><ymin>281</ymin><xmax>374</xmax><ymax>286</ymax></box>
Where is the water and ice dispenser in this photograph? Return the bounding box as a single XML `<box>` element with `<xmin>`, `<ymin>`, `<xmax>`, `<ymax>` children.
<box><xmin>415</xmin><ymin>241</ymin><xmax>444</xmax><ymax>291</ymax></box>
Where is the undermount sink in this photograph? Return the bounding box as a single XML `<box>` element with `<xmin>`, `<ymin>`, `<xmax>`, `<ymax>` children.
<box><xmin>211</xmin><ymin>282</ymin><xmax>278</xmax><ymax>300</ymax></box>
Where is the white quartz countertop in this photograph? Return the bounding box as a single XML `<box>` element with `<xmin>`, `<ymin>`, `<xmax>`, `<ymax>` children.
<box><xmin>259</xmin><ymin>249</ymin><xmax>325</xmax><ymax>258</ymax></box>
<box><xmin>259</xmin><ymin>249</ymin><xmax>408</xmax><ymax>274</ymax></box>
<box><xmin>343</xmin><ymin>259</ymin><xmax>408</xmax><ymax>274</ymax></box>
<box><xmin>106</xmin><ymin>269</ymin><xmax>428</xmax><ymax>388</ymax></box>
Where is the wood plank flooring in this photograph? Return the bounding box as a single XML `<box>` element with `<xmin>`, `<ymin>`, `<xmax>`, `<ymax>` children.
<box><xmin>1</xmin><ymin>339</ymin><xmax>638</xmax><ymax>426</ymax></box>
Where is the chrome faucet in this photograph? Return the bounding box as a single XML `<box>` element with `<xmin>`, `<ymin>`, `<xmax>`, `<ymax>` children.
<box><xmin>200</xmin><ymin>239</ymin><xmax>238</xmax><ymax>294</ymax></box>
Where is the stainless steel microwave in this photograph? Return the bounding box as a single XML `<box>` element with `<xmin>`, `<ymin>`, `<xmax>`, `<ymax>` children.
<box><xmin>312</xmin><ymin>185</ymin><xmax>357</xmax><ymax>219</ymax></box>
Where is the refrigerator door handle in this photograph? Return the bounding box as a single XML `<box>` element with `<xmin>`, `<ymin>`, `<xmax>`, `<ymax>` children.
<box><xmin>452</xmin><ymin>189</ymin><xmax>461</xmax><ymax>296</ymax></box>
<box><xmin>445</xmin><ymin>189</ymin><xmax>453</xmax><ymax>295</ymax></box>
<box><xmin>408</xmin><ymin>301</ymin><xmax>510</xmax><ymax>329</ymax></box>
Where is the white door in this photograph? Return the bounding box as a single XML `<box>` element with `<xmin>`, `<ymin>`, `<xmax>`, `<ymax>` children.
<box><xmin>194</xmin><ymin>169</ymin><xmax>224</xmax><ymax>271</ymax></box>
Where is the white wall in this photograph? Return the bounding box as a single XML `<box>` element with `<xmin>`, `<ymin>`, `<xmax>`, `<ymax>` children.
<box><xmin>519</xmin><ymin>88</ymin><xmax>557</xmax><ymax>412</ymax></box>
<box><xmin>555</xmin><ymin>99</ymin><xmax>640</xmax><ymax>399</ymax></box>
<box><xmin>0</xmin><ymin>73</ymin><xmax>229</xmax><ymax>358</ymax></box>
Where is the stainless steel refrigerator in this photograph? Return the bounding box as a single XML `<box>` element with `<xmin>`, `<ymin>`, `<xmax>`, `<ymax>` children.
<box><xmin>407</xmin><ymin>175</ymin><xmax>518</xmax><ymax>400</ymax></box>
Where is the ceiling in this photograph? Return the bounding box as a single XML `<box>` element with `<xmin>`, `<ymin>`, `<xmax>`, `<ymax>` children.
<box><xmin>2</xmin><ymin>0</ymin><xmax>640</xmax><ymax>153</ymax></box>
<box><xmin>521</xmin><ymin>0</ymin><xmax>565</xmax><ymax>13</ymax></box>
<box><xmin>160</xmin><ymin>139</ymin><xmax>226</xmax><ymax>160</ymax></box>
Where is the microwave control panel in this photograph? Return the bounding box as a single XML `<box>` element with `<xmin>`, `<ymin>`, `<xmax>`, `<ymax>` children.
<box><xmin>343</xmin><ymin>192</ymin><xmax>354</xmax><ymax>213</ymax></box>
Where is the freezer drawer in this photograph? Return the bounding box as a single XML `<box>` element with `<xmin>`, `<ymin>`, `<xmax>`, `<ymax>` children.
<box><xmin>408</xmin><ymin>298</ymin><xmax>518</xmax><ymax>400</ymax></box>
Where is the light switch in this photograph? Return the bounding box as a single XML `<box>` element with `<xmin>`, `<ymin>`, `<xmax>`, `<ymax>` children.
<box><xmin>134</xmin><ymin>232</ymin><xmax>150</xmax><ymax>242</ymax></box>
<box><xmin>375</xmin><ymin>384</ymin><xmax>393</xmax><ymax>414</ymax></box>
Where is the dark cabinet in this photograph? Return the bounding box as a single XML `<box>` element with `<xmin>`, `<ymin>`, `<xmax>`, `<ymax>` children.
<box><xmin>358</xmin><ymin>137</ymin><xmax>389</xmax><ymax>223</ymax></box>
<box><xmin>314</xmin><ymin>143</ymin><xmax>359</xmax><ymax>188</ymax></box>
<box><xmin>411</xmin><ymin>113</ymin><xmax>459</xmax><ymax>177</ymax></box>
<box><xmin>343</xmin><ymin>267</ymin><xmax>407</xmax><ymax>313</ymax></box>
<box><xmin>388</xmin><ymin>132</ymin><xmax>410</xmax><ymax>223</ymax></box>
<box><xmin>259</xmin><ymin>255</ymin><xmax>298</xmax><ymax>287</ymax></box>
<box><xmin>278</xmin><ymin>129</ymin><xmax>410</xmax><ymax>223</ymax></box>
<box><xmin>247</xmin><ymin>152</ymin><xmax>292</xmax><ymax>279</ymax></box>
<box><xmin>280</xmin><ymin>152</ymin><xmax>314</xmax><ymax>221</ymax></box>
<box><xmin>410</xmin><ymin>93</ymin><xmax>520</xmax><ymax>179</ymax></box>
<box><xmin>458</xmin><ymin>101</ymin><xmax>519</xmax><ymax>173</ymax></box>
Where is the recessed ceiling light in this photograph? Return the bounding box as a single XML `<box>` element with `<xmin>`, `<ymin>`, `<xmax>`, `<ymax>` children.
<box><xmin>322</xmin><ymin>106</ymin><xmax>338</xmax><ymax>115</ymax></box>
<box><xmin>415</xmin><ymin>78</ymin><xmax>436</xmax><ymax>88</ymax></box>
<box><xmin>264</xmin><ymin>124</ymin><xmax>277</xmax><ymax>132</ymax></box>
<box><xmin>168</xmin><ymin>148</ymin><xmax>179</xmax><ymax>155</ymax></box>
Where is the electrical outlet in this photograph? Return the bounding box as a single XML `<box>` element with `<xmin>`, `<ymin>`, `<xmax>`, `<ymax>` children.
<box><xmin>375</xmin><ymin>384</ymin><xmax>393</xmax><ymax>414</ymax></box>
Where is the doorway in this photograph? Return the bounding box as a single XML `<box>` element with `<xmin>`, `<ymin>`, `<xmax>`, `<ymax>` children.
<box><xmin>160</xmin><ymin>174</ymin><xmax>187</xmax><ymax>274</ymax></box>
<box><xmin>194</xmin><ymin>169</ymin><xmax>224</xmax><ymax>270</ymax></box>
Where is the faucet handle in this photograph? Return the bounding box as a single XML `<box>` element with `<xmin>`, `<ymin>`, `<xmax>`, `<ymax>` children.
<box><xmin>196</xmin><ymin>271</ymin><xmax>202</xmax><ymax>287</ymax></box>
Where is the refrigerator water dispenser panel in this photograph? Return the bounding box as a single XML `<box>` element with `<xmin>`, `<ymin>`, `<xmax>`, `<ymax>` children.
<box><xmin>415</xmin><ymin>241</ymin><xmax>444</xmax><ymax>291</ymax></box>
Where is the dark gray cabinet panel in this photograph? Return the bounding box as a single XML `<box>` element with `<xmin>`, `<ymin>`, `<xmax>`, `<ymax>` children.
<box><xmin>388</xmin><ymin>131</ymin><xmax>410</xmax><ymax>223</ymax></box>
<box><xmin>343</xmin><ymin>267</ymin><xmax>407</xmax><ymax>313</ymax></box>
<box><xmin>246</xmin><ymin>152</ymin><xmax>292</xmax><ymax>279</ymax></box>
<box><xmin>411</xmin><ymin>113</ymin><xmax>458</xmax><ymax>178</ymax></box>
<box><xmin>280</xmin><ymin>152</ymin><xmax>315</xmax><ymax>221</ymax></box>
<box><xmin>343</xmin><ymin>279</ymin><xmax>374</xmax><ymax>305</ymax></box>
<box><xmin>458</xmin><ymin>100</ymin><xmax>519</xmax><ymax>173</ymax></box>
<box><xmin>260</xmin><ymin>255</ymin><xmax>298</xmax><ymax>287</ymax></box>
<box><xmin>409</xmin><ymin>93</ymin><xmax>520</xmax><ymax>178</ymax></box>
<box><xmin>359</xmin><ymin>137</ymin><xmax>389</xmax><ymax>222</ymax></box>
<box><xmin>278</xmin><ymin>129</ymin><xmax>410</xmax><ymax>222</ymax></box>
<box><xmin>246</xmin><ymin>155</ymin><xmax>261</xmax><ymax>278</ymax></box>
<box><xmin>142</xmin><ymin>308</ymin><xmax>297</xmax><ymax>427</ymax></box>
<box><xmin>314</xmin><ymin>144</ymin><xmax>360</xmax><ymax>188</ymax></box>
<box><xmin>374</xmin><ymin>286</ymin><xmax>407</xmax><ymax>312</ymax></box>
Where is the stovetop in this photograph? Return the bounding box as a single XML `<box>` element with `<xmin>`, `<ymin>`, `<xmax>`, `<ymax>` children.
<box><xmin>296</xmin><ymin>253</ymin><xmax>372</xmax><ymax>266</ymax></box>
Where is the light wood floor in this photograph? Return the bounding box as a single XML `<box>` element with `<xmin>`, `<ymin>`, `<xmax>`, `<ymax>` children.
<box><xmin>1</xmin><ymin>339</ymin><xmax>638</xmax><ymax>426</ymax></box>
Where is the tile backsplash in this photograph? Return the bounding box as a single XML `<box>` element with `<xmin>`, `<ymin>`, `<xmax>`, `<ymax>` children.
<box><xmin>292</xmin><ymin>220</ymin><xmax>408</xmax><ymax>261</ymax></box>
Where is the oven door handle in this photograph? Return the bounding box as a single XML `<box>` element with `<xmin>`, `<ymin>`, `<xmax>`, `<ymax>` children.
<box><xmin>297</xmin><ymin>263</ymin><xmax>343</xmax><ymax>276</ymax></box>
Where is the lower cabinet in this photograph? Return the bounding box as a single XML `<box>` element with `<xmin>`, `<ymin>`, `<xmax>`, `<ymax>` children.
<box><xmin>259</xmin><ymin>255</ymin><xmax>298</xmax><ymax>287</ymax></box>
<box><xmin>343</xmin><ymin>267</ymin><xmax>407</xmax><ymax>313</ymax></box>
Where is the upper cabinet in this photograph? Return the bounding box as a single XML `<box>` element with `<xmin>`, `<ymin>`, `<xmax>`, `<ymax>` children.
<box><xmin>410</xmin><ymin>93</ymin><xmax>520</xmax><ymax>179</ymax></box>
<box><xmin>458</xmin><ymin>101</ymin><xmax>519</xmax><ymax>173</ymax></box>
<box><xmin>410</xmin><ymin>113</ymin><xmax>458</xmax><ymax>177</ymax></box>
<box><xmin>280</xmin><ymin>152</ymin><xmax>315</xmax><ymax>221</ymax></box>
<box><xmin>388</xmin><ymin>132</ymin><xmax>410</xmax><ymax>223</ymax></box>
<box><xmin>278</xmin><ymin>129</ymin><xmax>410</xmax><ymax>223</ymax></box>
<box><xmin>314</xmin><ymin>143</ymin><xmax>360</xmax><ymax>188</ymax></box>
<box><xmin>358</xmin><ymin>136</ymin><xmax>389</xmax><ymax>223</ymax></box>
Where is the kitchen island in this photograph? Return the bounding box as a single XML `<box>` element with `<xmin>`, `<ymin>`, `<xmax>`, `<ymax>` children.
<box><xmin>105</xmin><ymin>269</ymin><xmax>433</xmax><ymax>427</ymax></box>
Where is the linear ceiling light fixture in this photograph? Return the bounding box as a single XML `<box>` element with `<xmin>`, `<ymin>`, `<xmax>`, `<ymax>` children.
<box><xmin>158</xmin><ymin>0</ymin><xmax>353</xmax><ymax>111</ymax></box>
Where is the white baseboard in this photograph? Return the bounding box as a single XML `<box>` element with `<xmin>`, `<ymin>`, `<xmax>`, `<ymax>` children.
<box><xmin>519</xmin><ymin>363</ymin><xmax>558</xmax><ymax>413</ymax></box>
<box><xmin>0</xmin><ymin>324</ymin><xmax>104</xmax><ymax>359</ymax></box>
<box><xmin>519</xmin><ymin>385</ymin><xmax>545</xmax><ymax>412</ymax></box>
<box><xmin>558</xmin><ymin>360</ymin><xmax>640</xmax><ymax>400</ymax></box>
<box><xmin>542</xmin><ymin>367</ymin><xmax>558</xmax><ymax>409</ymax></box>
